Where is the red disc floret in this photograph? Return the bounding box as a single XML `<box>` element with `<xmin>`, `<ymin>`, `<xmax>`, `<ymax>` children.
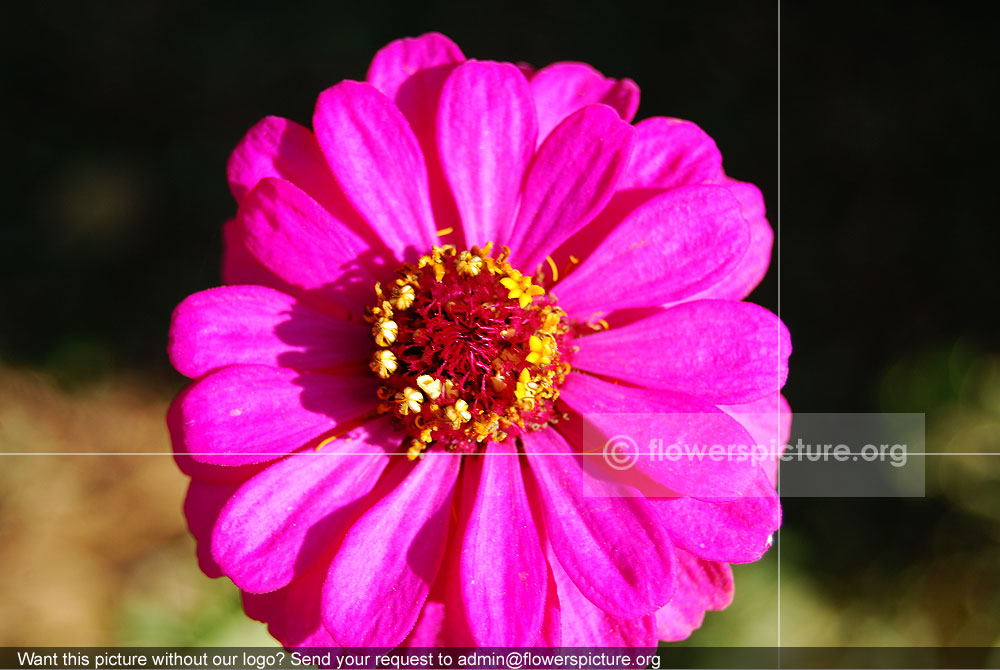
<box><xmin>366</xmin><ymin>244</ymin><xmax>573</xmax><ymax>457</ymax></box>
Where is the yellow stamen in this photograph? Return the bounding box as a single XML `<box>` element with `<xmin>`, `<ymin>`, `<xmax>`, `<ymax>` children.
<box><xmin>500</xmin><ymin>272</ymin><xmax>546</xmax><ymax>308</ymax></box>
<box><xmin>391</xmin><ymin>284</ymin><xmax>415</xmax><ymax>310</ymax></box>
<box><xmin>416</xmin><ymin>374</ymin><xmax>443</xmax><ymax>400</ymax></box>
<box><xmin>545</xmin><ymin>255</ymin><xmax>559</xmax><ymax>283</ymax></box>
<box><xmin>515</xmin><ymin>368</ymin><xmax>537</xmax><ymax>407</ymax></box>
<box><xmin>407</xmin><ymin>440</ymin><xmax>426</xmax><ymax>460</ymax></box>
<box><xmin>395</xmin><ymin>387</ymin><xmax>423</xmax><ymax>416</ymax></box>
<box><xmin>373</xmin><ymin>319</ymin><xmax>398</xmax><ymax>346</ymax></box>
<box><xmin>521</xmin><ymin>285</ymin><xmax>545</xmax><ymax>308</ymax></box>
<box><xmin>499</xmin><ymin>277</ymin><xmax>519</xmax><ymax>292</ymax></box>
<box><xmin>436</xmin><ymin>227</ymin><xmax>454</xmax><ymax>237</ymax></box>
<box><xmin>525</xmin><ymin>334</ymin><xmax>555</xmax><ymax>366</ymax></box>
<box><xmin>444</xmin><ymin>399</ymin><xmax>472</xmax><ymax>427</ymax></box>
<box><xmin>315</xmin><ymin>433</ymin><xmax>341</xmax><ymax>452</ymax></box>
<box><xmin>456</xmin><ymin>250</ymin><xmax>484</xmax><ymax>276</ymax></box>
<box><xmin>370</xmin><ymin>350</ymin><xmax>397</xmax><ymax>378</ymax></box>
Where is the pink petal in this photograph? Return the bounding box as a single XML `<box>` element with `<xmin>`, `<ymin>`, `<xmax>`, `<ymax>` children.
<box><xmin>211</xmin><ymin>418</ymin><xmax>395</xmax><ymax>593</ymax></box>
<box><xmin>169</xmin><ymin>385</ymin><xmax>270</xmax><ymax>484</ymax></box>
<box><xmin>176</xmin><ymin>364</ymin><xmax>378</xmax><ymax>466</ymax></box>
<box><xmin>401</xmin><ymin>599</ymin><xmax>448</xmax><ymax>647</ymax></box>
<box><xmin>438</xmin><ymin>60</ymin><xmax>537</xmax><ymax>247</ymax></box>
<box><xmin>228</xmin><ymin>117</ymin><xmax>316</xmax><ymax>199</ymax></box>
<box><xmin>241</xmin><ymin>589</ymin><xmax>290</xmax><ymax>644</ymax></box>
<box><xmin>366</xmin><ymin>32</ymin><xmax>466</xmax><ymax>103</ymax></box>
<box><xmin>281</xmin><ymin>557</ymin><xmax>339</xmax><ymax>647</ymax></box>
<box><xmin>234</xmin><ymin>177</ymin><xmax>385</xmax><ymax>314</ymax></box>
<box><xmin>551</xmin><ymin>146</ymin><xmax>760</xmax><ymax>290</ymax></box>
<box><xmin>553</xmin><ymin>186</ymin><xmax>750</xmax><ymax>319</ymax></box>
<box><xmin>221</xmin><ymin>217</ymin><xmax>296</xmax><ymax>295</ymax></box>
<box><xmin>184</xmin><ymin>480</ymin><xmax>239</xmax><ymax>579</ymax></box>
<box><xmin>655</xmin><ymin>549</ymin><xmax>733</xmax><ymax>642</ymax></box>
<box><xmin>522</xmin><ymin>429</ymin><xmax>675</xmax><ymax>619</ymax></box>
<box><xmin>168</xmin><ymin>285</ymin><xmax>369</xmax><ymax>379</ymax></box>
<box><xmin>440</xmin><ymin>491</ymin><xmax>478</xmax><ymax>647</ymax></box>
<box><xmin>241</xmin><ymin>587</ymin><xmax>284</xmax><ymax>623</ymax></box>
<box><xmin>323</xmin><ymin>453</ymin><xmax>459</xmax><ymax>646</ymax></box>
<box><xmin>558</xmin><ymin>373</ymin><xmax>759</xmax><ymax>499</ymax></box>
<box><xmin>547</xmin><ymin>544</ymin><xmax>657</xmax><ymax>647</ymax></box>
<box><xmin>226</xmin><ymin>116</ymin><xmax>367</xmax><ymax>234</ymax></box>
<box><xmin>368</xmin><ymin>35</ymin><xmax>465</xmax><ymax>245</ymax></box>
<box><xmin>684</xmin><ymin>180</ymin><xmax>774</xmax><ymax>302</ymax></box>
<box><xmin>618</xmin><ymin>117</ymin><xmax>724</xmax><ymax>191</ymax></box>
<box><xmin>573</xmin><ymin>299</ymin><xmax>791</xmax><ymax>405</ymax></box>
<box><xmin>314</xmin><ymin>81</ymin><xmax>437</xmax><ymax>259</ymax></box>
<box><xmin>226</xmin><ymin>116</ymin><xmax>332</xmax><ymax>204</ymax></box>
<box><xmin>720</xmin><ymin>392</ymin><xmax>792</xmax><ymax>487</ymax></box>
<box><xmin>546</xmin><ymin>188</ymin><xmax>659</xmax><ymax>277</ymax></box>
<box><xmin>458</xmin><ymin>442</ymin><xmax>547</xmax><ymax>646</ymax></box>
<box><xmin>535</xmin><ymin>566</ymin><xmax>563</xmax><ymax>647</ymax></box>
<box><xmin>652</xmin><ymin>469</ymin><xmax>780</xmax><ymax>563</ymax></box>
<box><xmin>507</xmin><ymin>104</ymin><xmax>635</xmax><ymax>270</ymax></box>
<box><xmin>530</xmin><ymin>62</ymin><xmax>639</xmax><ymax>144</ymax></box>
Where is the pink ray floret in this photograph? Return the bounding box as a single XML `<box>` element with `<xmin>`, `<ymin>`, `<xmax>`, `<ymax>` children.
<box><xmin>167</xmin><ymin>32</ymin><xmax>791</xmax><ymax>648</ymax></box>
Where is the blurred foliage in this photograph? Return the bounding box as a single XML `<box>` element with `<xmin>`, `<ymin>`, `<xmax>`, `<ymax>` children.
<box><xmin>0</xmin><ymin>365</ymin><xmax>275</xmax><ymax>647</ymax></box>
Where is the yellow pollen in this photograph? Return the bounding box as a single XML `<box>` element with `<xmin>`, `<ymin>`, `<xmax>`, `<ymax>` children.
<box><xmin>396</xmin><ymin>386</ymin><xmax>423</xmax><ymax>415</ymax></box>
<box><xmin>456</xmin><ymin>250</ymin><xmax>484</xmax><ymax>276</ymax></box>
<box><xmin>436</xmin><ymin>226</ymin><xmax>454</xmax><ymax>237</ymax></box>
<box><xmin>370</xmin><ymin>349</ymin><xmax>398</xmax><ymax>378</ymax></box>
<box><xmin>416</xmin><ymin>374</ymin><xmax>443</xmax><ymax>400</ymax></box>
<box><xmin>407</xmin><ymin>440</ymin><xmax>427</xmax><ymax>460</ymax></box>
<box><xmin>391</xmin><ymin>283</ymin><xmax>415</xmax><ymax>310</ymax></box>
<box><xmin>444</xmin><ymin>399</ymin><xmax>472</xmax><ymax>427</ymax></box>
<box><xmin>374</xmin><ymin>319</ymin><xmax>398</xmax><ymax>346</ymax></box>
<box><xmin>514</xmin><ymin>367</ymin><xmax>539</xmax><ymax>409</ymax></box>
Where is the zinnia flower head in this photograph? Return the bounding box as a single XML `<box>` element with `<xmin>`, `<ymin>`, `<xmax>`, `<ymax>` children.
<box><xmin>168</xmin><ymin>32</ymin><xmax>791</xmax><ymax>648</ymax></box>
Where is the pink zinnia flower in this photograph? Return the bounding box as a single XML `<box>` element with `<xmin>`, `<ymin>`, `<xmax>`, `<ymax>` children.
<box><xmin>168</xmin><ymin>33</ymin><xmax>791</xmax><ymax>648</ymax></box>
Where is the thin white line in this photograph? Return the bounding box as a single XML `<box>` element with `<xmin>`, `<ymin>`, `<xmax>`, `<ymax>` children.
<box><xmin>0</xmin><ymin>451</ymin><xmax>989</xmax><ymax>456</ymax></box>
<box><xmin>779</xmin><ymin>452</ymin><xmax>974</xmax><ymax>456</ymax></box>
<box><xmin>773</xmin><ymin>7</ymin><xmax>784</xmax><ymax>652</ymax></box>
<box><xmin>776</xmin><ymin>452</ymin><xmax>983</xmax><ymax>456</ymax></box>
<box><xmin>0</xmin><ymin>451</ymin><xmax>666</xmax><ymax>456</ymax></box>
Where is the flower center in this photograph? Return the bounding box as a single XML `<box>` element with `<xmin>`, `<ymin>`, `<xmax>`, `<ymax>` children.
<box><xmin>366</xmin><ymin>243</ymin><xmax>573</xmax><ymax>459</ymax></box>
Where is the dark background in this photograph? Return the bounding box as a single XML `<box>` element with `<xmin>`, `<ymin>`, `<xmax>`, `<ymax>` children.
<box><xmin>2</xmin><ymin>0</ymin><xmax>998</xmax><ymax>651</ymax></box>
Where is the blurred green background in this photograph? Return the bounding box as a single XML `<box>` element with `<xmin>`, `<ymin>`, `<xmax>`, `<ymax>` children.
<box><xmin>1</xmin><ymin>0</ymin><xmax>998</xmax><ymax>652</ymax></box>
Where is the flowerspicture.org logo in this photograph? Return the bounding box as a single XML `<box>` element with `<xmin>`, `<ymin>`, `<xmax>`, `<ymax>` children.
<box><xmin>167</xmin><ymin>32</ymin><xmax>790</xmax><ymax>649</ymax></box>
